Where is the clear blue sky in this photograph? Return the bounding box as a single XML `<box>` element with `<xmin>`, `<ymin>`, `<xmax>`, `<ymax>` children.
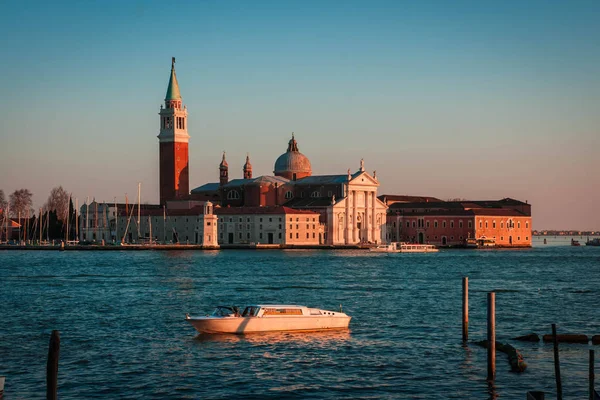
<box><xmin>0</xmin><ymin>0</ymin><xmax>598</xmax><ymax>230</ymax></box>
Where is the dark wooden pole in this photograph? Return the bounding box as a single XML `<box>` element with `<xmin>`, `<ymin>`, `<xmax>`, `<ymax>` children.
<box><xmin>552</xmin><ymin>324</ymin><xmax>562</xmax><ymax>400</ymax></box>
<box><xmin>462</xmin><ymin>277</ymin><xmax>469</xmax><ymax>342</ymax></box>
<box><xmin>46</xmin><ymin>330</ymin><xmax>60</xmax><ymax>400</ymax></box>
<box><xmin>591</xmin><ymin>349</ymin><xmax>595</xmax><ymax>400</ymax></box>
<box><xmin>487</xmin><ymin>292</ymin><xmax>495</xmax><ymax>381</ymax></box>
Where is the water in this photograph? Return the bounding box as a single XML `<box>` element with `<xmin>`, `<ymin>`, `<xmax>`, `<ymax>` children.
<box><xmin>1</xmin><ymin>244</ymin><xmax>599</xmax><ymax>399</ymax></box>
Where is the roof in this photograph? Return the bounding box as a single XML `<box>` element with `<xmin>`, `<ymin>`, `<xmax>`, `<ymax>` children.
<box><xmin>165</xmin><ymin>58</ymin><xmax>181</xmax><ymax>100</ymax></box>
<box><xmin>295</xmin><ymin>173</ymin><xmax>354</xmax><ymax>185</ymax></box>
<box><xmin>283</xmin><ymin>197</ymin><xmax>334</xmax><ymax>208</ymax></box>
<box><xmin>378</xmin><ymin>194</ymin><xmax>442</xmax><ymax>204</ymax></box>
<box><xmin>273</xmin><ymin>134</ymin><xmax>312</xmax><ymax>175</ymax></box>
<box><xmin>249</xmin><ymin>175</ymin><xmax>290</xmax><ymax>185</ymax></box>
<box><xmin>215</xmin><ymin>206</ymin><xmax>318</xmax><ymax>215</ymax></box>
<box><xmin>191</xmin><ymin>182</ymin><xmax>220</xmax><ymax>194</ymax></box>
<box><xmin>117</xmin><ymin>206</ymin><xmax>206</xmax><ymax>217</ymax></box>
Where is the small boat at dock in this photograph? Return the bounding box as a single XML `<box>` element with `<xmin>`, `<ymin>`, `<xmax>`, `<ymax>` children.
<box><xmin>185</xmin><ymin>305</ymin><xmax>351</xmax><ymax>334</ymax></box>
<box><xmin>369</xmin><ymin>242</ymin><xmax>439</xmax><ymax>253</ymax></box>
<box><xmin>571</xmin><ymin>239</ymin><xmax>581</xmax><ymax>246</ymax></box>
<box><xmin>585</xmin><ymin>237</ymin><xmax>600</xmax><ymax>246</ymax></box>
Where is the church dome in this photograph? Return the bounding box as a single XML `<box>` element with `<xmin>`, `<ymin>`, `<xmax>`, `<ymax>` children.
<box><xmin>274</xmin><ymin>134</ymin><xmax>312</xmax><ymax>180</ymax></box>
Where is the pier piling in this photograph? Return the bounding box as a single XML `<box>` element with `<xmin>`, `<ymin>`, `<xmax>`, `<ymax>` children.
<box><xmin>552</xmin><ymin>324</ymin><xmax>563</xmax><ymax>400</ymax></box>
<box><xmin>591</xmin><ymin>350</ymin><xmax>596</xmax><ymax>400</ymax></box>
<box><xmin>46</xmin><ymin>330</ymin><xmax>60</xmax><ymax>400</ymax></box>
<box><xmin>527</xmin><ymin>391</ymin><xmax>545</xmax><ymax>400</ymax></box>
<box><xmin>462</xmin><ymin>277</ymin><xmax>468</xmax><ymax>342</ymax></box>
<box><xmin>487</xmin><ymin>292</ymin><xmax>495</xmax><ymax>381</ymax></box>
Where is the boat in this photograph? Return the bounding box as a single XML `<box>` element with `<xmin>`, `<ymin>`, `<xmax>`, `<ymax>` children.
<box><xmin>571</xmin><ymin>238</ymin><xmax>581</xmax><ymax>246</ymax></box>
<box><xmin>370</xmin><ymin>242</ymin><xmax>439</xmax><ymax>253</ymax></box>
<box><xmin>185</xmin><ymin>304</ymin><xmax>351</xmax><ymax>334</ymax></box>
<box><xmin>585</xmin><ymin>237</ymin><xmax>600</xmax><ymax>246</ymax></box>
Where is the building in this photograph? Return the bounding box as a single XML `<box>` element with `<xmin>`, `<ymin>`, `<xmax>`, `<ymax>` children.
<box><xmin>382</xmin><ymin>197</ymin><xmax>532</xmax><ymax>247</ymax></box>
<box><xmin>215</xmin><ymin>206</ymin><xmax>323</xmax><ymax>245</ymax></box>
<box><xmin>79</xmin><ymin>200</ymin><xmax>218</xmax><ymax>246</ymax></box>
<box><xmin>191</xmin><ymin>135</ymin><xmax>388</xmax><ymax>245</ymax></box>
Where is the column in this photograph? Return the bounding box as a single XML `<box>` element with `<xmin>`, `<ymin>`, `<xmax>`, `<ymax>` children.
<box><xmin>345</xmin><ymin>186</ymin><xmax>351</xmax><ymax>244</ymax></box>
<box><xmin>352</xmin><ymin>191</ymin><xmax>358</xmax><ymax>243</ymax></box>
<box><xmin>371</xmin><ymin>192</ymin><xmax>377</xmax><ymax>242</ymax></box>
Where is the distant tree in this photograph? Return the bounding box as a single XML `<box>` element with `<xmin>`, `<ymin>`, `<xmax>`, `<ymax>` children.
<box><xmin>45</xmin><ymin>186</ymin><xmax>70</xmax><ymax>222</ymax></box>
<box><xmin>0</xmin><ymin>189</ymin><xmax>6</xmax><ymax>212</ymax></box>
<box><xmin>9</xmin><ymin>189</ymin><xmax>33</xmax><ymax>217</ymax></box>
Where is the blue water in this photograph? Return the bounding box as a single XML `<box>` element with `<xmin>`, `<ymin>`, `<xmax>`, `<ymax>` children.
<box><xmin>1</xmin><ymin>244</ymin><xmax>599</xmax><ymax>399</ymax></box>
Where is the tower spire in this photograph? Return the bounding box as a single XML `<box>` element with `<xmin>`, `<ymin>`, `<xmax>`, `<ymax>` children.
<box><xmin>243</xmin><ymin>153</ymin><xmax>253</xmax><ymax>179</ymax></box>
<box><xmin>220</xmin><ymin>152</ymin><xmax>229</xmax><ymax>186</ymax></box>
<box><xmin>165</xmin><ymin>57</ymin><xmax>182</xmax><ymax>107</ymax></box>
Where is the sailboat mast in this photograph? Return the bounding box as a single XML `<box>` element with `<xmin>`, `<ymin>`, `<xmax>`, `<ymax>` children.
<box><xmin>149</xmin><ymin>215</ymin><xmax>152</xmax><ymax>244</ymax></box>
<box><xmin>39</xmin><ymin>208</ymin><xmax>43</xmax><ymax>244</ymax></box>
<box><xmin>114</xmin><ymin>197</ymin><xmax>117</xmax><ymax>243</ymax></box>
<box><xmin>86</xmin><ymin>196</ymin><xmax>89</xmax><ymax>240</ymax></box>
<box><xmin>137</xmin><ymin>182</ymin><xmax>141</xmax><ymax>240</ymax></box>
<box><xmin>75</xmin><ymin>198</ymin><xmax>78</xmax><ymax>241</ymax></box>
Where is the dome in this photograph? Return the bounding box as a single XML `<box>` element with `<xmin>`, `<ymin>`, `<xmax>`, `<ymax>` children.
<box><xmin>273</xmin><ymin>134</ymin><xmax>312</xmax><ymax>180</ymax></box>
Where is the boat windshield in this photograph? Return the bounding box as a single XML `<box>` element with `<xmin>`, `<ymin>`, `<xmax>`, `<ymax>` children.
<box><xmin>211</xmin><ymin>306</ymin><xmax>238</xmax><ymax>317</ymax></box>
<box><xmin>242</xmin><ymin>306</ymin><xmax>260</xmax><ymax>317</ymax></box>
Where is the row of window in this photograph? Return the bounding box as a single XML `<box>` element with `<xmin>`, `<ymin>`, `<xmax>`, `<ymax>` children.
<box><xmin>161</xmin><ymin>116</ymin><xmax>186</xmax><ymax>130</ymax></box>
<box><xmin>220</xmin><ymin>217</ymin><xmax>284</xmax><ymax>223</ymax></box>
<box><xmin>393</xmin><ymin>219</ymin><xmax>530</xmax><ymax>230</ymax></box>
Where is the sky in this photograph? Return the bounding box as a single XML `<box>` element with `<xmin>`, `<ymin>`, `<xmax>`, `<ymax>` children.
<box><xmin>0</xmin><ymin>0</ymin><xmax>598</xmax><ymax>230</ymax></box>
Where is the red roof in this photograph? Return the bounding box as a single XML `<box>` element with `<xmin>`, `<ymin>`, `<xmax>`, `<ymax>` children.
<box><xmin>215</xmin><ymin>206</ymin><xmax>318</xmax><ymax>215</ymax></box>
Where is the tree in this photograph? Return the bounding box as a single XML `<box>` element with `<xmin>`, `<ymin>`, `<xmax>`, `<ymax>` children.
<box><xmin>9</xmin><ymin>189</ymin><xmax>33</xmax><ymax>217</ymax></box>
<box><xmin>46</xmin><ymin>186</ymin><xmax>70</xmax><ymax>222</ymax></box>
<box><xmin>0</xmin><ymin>189</ymin><xmax>6</xmax><ymax>211</ymax></box>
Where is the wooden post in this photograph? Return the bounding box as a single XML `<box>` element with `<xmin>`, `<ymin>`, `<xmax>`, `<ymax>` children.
<box><xmin>552</xmin><ymin>324</ymin><xmax>562</xmax><ymax>400</ymax></box>
<box><xmin>46</xmin><ymin>330</ymin><xmax>60</xmax><ymax>400</ymax></box>
<box><xmin>591</xmin><ymin>349</ymin><xmax>595</xmax><ymax>400</ymax></box>
<box><xmin>487</xmin><ymin>292</ymin><xmax>495</xmax><ymax>381</ymax></box>
<box><xmin>462</xmin><ymin>277</ymin><xmax>468</xmax><ymax>342</ymax></box>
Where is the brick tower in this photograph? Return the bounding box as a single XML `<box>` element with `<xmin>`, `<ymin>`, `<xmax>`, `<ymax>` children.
<box><xmin>158</xmin><ymin>57</ymin><xmax>189</xmax><ymax>205</ymax></box>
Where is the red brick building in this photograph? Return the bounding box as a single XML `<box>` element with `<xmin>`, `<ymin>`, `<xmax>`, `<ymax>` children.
<box><xmin>382</xmin><ymin>197</ymin><xmax>532</xmax><ymax>247</ymax></box>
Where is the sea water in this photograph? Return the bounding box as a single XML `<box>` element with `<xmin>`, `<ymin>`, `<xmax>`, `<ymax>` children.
<box><xmin>1</xmin><ymin>242</ymin><xmax>599</xmax><ymax>399</ymax></box>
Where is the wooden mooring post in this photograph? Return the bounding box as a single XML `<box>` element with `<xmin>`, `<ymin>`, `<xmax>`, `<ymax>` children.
<box><xmin>462</xmin><ymin>277</ymin><xmax>468</xmax><ymax>342</ymax></box>
<box><xmin>552</xmin><ymin>324</ymin><xmax>562</xmax><ymax>400</ymax></box>
<box><xmin>47</xmin><ymin>330</ymin><xmax>60</xmax><ymax>400</ymax></box>
<box><xmin>591</xmin><ymin>349</ymin><xmax>596</xmax><ymax>400</ymax></box>
<box><xmin>487</xmin><ymin>292</ymin><xmax>495</xmax><ymax>381</ymax></box>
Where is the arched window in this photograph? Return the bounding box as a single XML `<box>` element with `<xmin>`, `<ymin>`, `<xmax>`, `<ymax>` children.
<box><xmin>285</xmin><ymin>191</ymin><xmax>293</xmax><ymax>199</ymax></box>
<box><xmin>227</xmin><ymin>190</ymin><xmax>240</xmax><ymax>200</ymax></box>
<box><xmin>311</xmin><ymin>191</ymin><xmax>320</xmax><ymax>198</ymax></box>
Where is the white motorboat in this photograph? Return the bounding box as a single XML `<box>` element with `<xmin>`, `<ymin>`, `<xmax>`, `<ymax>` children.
<box><xmin>185</xmin><ymin>305</ymin><xmax>351</xmax><ymax>334</ymax></box>
<box><xmin>370</xmin><ymin>242</ymin><xmax>439</xmax><ymax>253</ymax></box>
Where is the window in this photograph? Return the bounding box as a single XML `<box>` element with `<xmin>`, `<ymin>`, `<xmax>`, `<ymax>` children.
<box><xmin>526</xmin><ymin>236</ymin><xmax>529</xmax><ymax>240</ymax></box>
<box><xmin>279</xmin><ymin>233</ymin><xmax>282</xmax><ymax>239</ymax></box>
<box><xmin>300</xmin><ymin>192</ymin><xmax>305</xmax><ymax>198</ymax></box>
<box><xmin>247</xmin><ymin>224</ymin><xmax>250</xmax><ymax>229</ymax></box>
<box><xmin>238</xmin><ymin>232</ymin><xmax>242</xmax><ymax>239</ymax></box>
<box><xmin>501</xmin><ymin>221</ymin><xmax>504</xmax><ymax>228</ymax></box>
<box><xmin>518</xmin><ymin>221</ymin><xmax>521</xmax><ymax>229</ymax></box>
<box><xmin>229</xmin><ymin>218</ymin><xmax>232</xmax><ymax>222</ymax></box>
<box><xmin>412</xmin><ymin>221</ymin><xmax>416</xmax><ymax>228</ymax></box>
<box><xmin>260</xmin><ymin>233</ymin><xmax>263</xmax><ymax>239</ymax></box>
<box><xmin>459</xmin><ymin>220</ymin><xmax>463</xmax><ymax>228</ymax></box>
<box><xmin>485</xmin><ymin>221</ymin><xmax>488</xmax><ymax>228</ymax></box>
<box><xmin>450</xmin><ymin>221</ymin><xmax>454</xmax><ymax>228</ymax></box>
<box><xmin>313</xmin><ymin>233</ymin><xmax>315</xmax><ymax>238</ymax></box>
<box><xmin>285</xmin><ymin>191</ymin><xmax>293</xmax><ymax>199</ymax></box>
<box><xmin>393</xmin><ymin>222</ymin><xmax>396</xmax><ymax>227</ymax></box>
<box><xmin>279</xmin><ymin>218</ymin><xmax>282</xmax><ymax>222</ymax></box>
<box><xmin>260</xmin><ymin>218</ymin><xmax>263</xmax><ymax>222</ymax></box>
<box><xmin>227</xmin><ymin>190</ymin><xmax>240</xmax><ymax>200</ymax></box>
<box><xmin>526</xmin><ymin>222</ymin><xmax>529</xmax><ymax>229</ymax></box>
<box><xmin>426</xmin><ymin>221</ymin><xmax>430</xmax><ymax>228</ymax></box>
<box><xmin>296</xmin><ymin>218</ymin><xmax>299</xmax><ymax>222</ymax></box>
<box><xmin>328</xmin><ymin>191</ymin><xmax>332</xmax><ymax>197</ymax></box>
<box><xmin>313</xmin><ymin>218</ymin><xmax>316</xmax><ymax>222</ymax></box>
<box><xmin>311</xmin><ymin>191</ymin><xmax>320</xmax><ymax>198</ymax></box>
<box><xmin>247</xmin><ymin>233</ymin><xmax>250</xmax><ymax>239</ymax></box>
<box><xmin>493</xmin><ymin>221</ymin><xmax>496</xmax><ymax>229</ymax></box>
<box><xmin>479</xmin><ymin>221</ymin><xmax>482</xmax><ymax>228</ymax></box>
<box><xmin>434</xmin><ymin>221</ymin><xmax>438</xmax><ymax>228</ymax></box>
<box><xmin>406</xmin><ymin>222</ymin><xmax>410</xmax><ymax>228</ymax></box>
<box><xmin>260</xmin><ymin>225</ymin><xmax>262</xmax><ymax>230</ymax></box>
<box><xmin>269</xmin><ymin>218</ymin><xmax>272</xmax><ymax>222</ymax></box>
<box><xmin>296</xmin><ymin>233</ymin><xmax>299</xmax><ymax>239</ymax></box>
<box><xmin>518</xmin><ymin>236</ymin><xmax>521</xmax><ymax>241</ymax></box>
<box><xmin>312</xmin><ymin>224</ymin><xmax>315</xmax><ymax>229</ymax></box>
<box><xmin>289</xmin><ymin>224</ymin><xmax>292</xmax><ymax>229</ymax></box>
<box><xmin>306</xmin><ymin>233</ymin><xmax>309</xmax><ymax>238</ymax></box>
<box><xmin>296</xmin><ymin>224</ymin><xmax>299</xmax><ymax>229</ymax></box>
<box><xmin>279</xmin><ymin>224</ymin><xmax>282</xmax><ymax>229</ymax></box>
<box><xmin>451</xmin><ymin>236</ymin><xmax>454</xmax><ymax>240</ymax></box>
<box><xmin>443</xmin><ymin>221</ymin><xmax>446</xmax><ymax>228</ymax></box>
<box><xmin>306</xmin><ymin>224</ymin><xmax>309</xmax><ymax>229</ymax></box>
<box><xmin>289</xmin><ymin>233</ymin><xmax>292</xmax><ymax>239</ymax></box>
<box><xmin>468</xmin><ymin>221</ymin><xmax>472</xmax><ymax>228</ymax></box>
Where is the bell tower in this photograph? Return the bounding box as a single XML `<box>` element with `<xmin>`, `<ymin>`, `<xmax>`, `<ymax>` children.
<box><xmin>158</xmin><ymin>57</ymin><xmax>189</xmax><ymax>205</ymax></box>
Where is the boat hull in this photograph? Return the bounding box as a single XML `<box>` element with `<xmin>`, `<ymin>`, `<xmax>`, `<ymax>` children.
<box><xmin>186</xmin><ymin>315</ymin><xmax>351</xmax><ymax>334</ymax></box>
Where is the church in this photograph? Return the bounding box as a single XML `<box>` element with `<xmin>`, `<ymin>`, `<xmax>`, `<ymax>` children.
<box><xmin>158</xmin><ymin>58</ymin><xmax>388</xmax><ymax>246</ymax></box>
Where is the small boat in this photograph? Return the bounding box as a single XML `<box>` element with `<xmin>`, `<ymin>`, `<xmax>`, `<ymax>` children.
<box><xmin>571</xmin><ymin>239</ymin><xmax>581</xmax><ymax>246</ymax></box>
<box><xmin>186</xmin><ymin>305</ymin><xmax>351</xmax><ymax>334</ymax></box>
<box><xmin>585</xmin><ymin>237</ymin><xmax>600</xmax><ymax>246</ymax></box>
<box><xmin>370</xmin><ymin>242</ymin><xmax>439</xmax><ymax>253</ymax></box>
